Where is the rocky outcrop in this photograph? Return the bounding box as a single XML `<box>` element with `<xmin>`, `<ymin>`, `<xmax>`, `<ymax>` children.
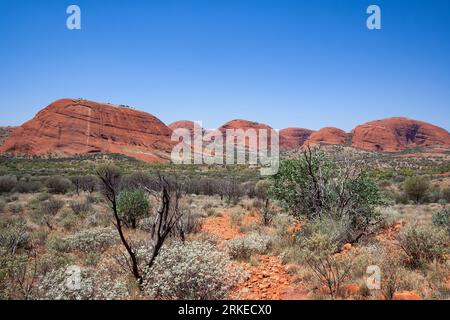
<box><xmin>351</xmin><ymin>117</ymin><xmax>450</xmax><ymax>152</ymax></box>
<box><xmin>0</xmin><ymin>99</ymin><xmax>175</xmax><ymax>162</ymax></box>
<box><xmin>304</xmin><ymin>127</ymin><xmax>348</xmax><ymax>146</ymax></box>
<box><xmin>279</xmin><ymin>128</ymin><xmax>314</xmax><ymax>150</ymax></box>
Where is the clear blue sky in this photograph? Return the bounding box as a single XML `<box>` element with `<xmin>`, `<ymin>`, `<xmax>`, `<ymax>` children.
<box><xmin>0</xmin><ymin>0</ymin><xmax>449</xmax><ymax>131</ymax></box>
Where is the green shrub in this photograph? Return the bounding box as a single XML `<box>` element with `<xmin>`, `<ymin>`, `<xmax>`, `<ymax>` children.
<box><xmin>271</xmin><ymin>150</ymin><xmax>385</xmax><ymax>244</ymax></box>
<box><xmin>442</xmin><ymin>188</ymin><xmax>450</xmax><ymax>202</ymax></box>
<box><xmin>398</xmin><ymin>225</ymin><xmax>448</xmax><ymax>268</ymax></box>
<box><xmin>46</xmin><ymin>176</ymin><xmax>72</xmax><ymax>194</ymax></box>
<box><xmin>13</xmin><ymin>180</ymin><xmax>42</xmax><ymax>193</ymax></box>
<box><xmin>117</xmin><ymin>189</ymin><xmax>149</xmax><ymax>228</ymax></box>
<box><xmin>403</xmin><ymin>176</ymin><xmax>430</xmax><ymax>203</ymax></box>
<box><xmin>0</xmin><ymin>175</ymin><xmax>17</xmax><ymax>193</ymax></box>
<box><xmin>143</xmin><ymin>241</ymin><xmax>244</xmax><ymax>299</ymax></box>
<box><xmin>432</xmin><ymin>208</ymin><xmax>450</xmax><ymax>233</ymax></box>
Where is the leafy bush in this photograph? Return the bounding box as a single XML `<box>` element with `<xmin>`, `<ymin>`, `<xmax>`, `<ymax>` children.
<box><xmin>38</xmin><ymin>265</ymin><xmax>127</xmax><ymax>300</ymax></box>
<box><xmin>403</xmin><ymin>176</ymin><xmax>430</xmax><ymax>203</ymax></box>
<box><xmin>0</xmin><ymin>175</ymin><xmax>17</xmax><ymax>193</ymax></box>
<box><xmin>271</xmin><ymin>150</ymin><xmax>385</xmax><ymax>244</ymax></box>
<box><xmin>432</xmin><ymin>208</ymin><xmax>450</xmax><ymax>233</ymax></box>
<box><xmin>398</xmin><ymin>225</ymin><xmax>448</xmax><ymax>268</ymax></box>
<box><xmin>117</xmin><ymin>189</ymin><xmax>150</xmax><ymax>228</ymax></box>
<box><xmin>46</xmin><ymin>176</ymin><xmax>73</xmax><ymax>194</ymax></box>
<box><xmin>143</xmin><ymin>241</ymin><xmax>244</xmax><ymax>299</ymax></box>
<box><xmin>225</xmin><ymin>233</ymin><xmax>273</xmax><ymax>260</ymax></box>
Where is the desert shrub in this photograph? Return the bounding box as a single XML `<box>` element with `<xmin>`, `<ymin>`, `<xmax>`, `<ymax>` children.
<box><xmin>46</xmin><ymin>176</ymin><xmax>73</xmax><ymax>194</ymax></box>
<box><xmin>443</xmin><ymin>188</ymin><xmax>450</xmax><ymax>203</ymax></box>
<box><xmin>271</xmin><ymin>150</ymin><xmax>385</xmax><ymax>244</ymax></box>
<box><xmin>261</xmin><ymin>206</ymin><xmax>275</xmax><ymax>226</ymax></box>
<box><xmin>38</xmin><ymin>265</ymin><xmax>127</xmax><ymax>300</ymax></box>
<box><xmin>0</xmin><ymin>218</ymin><xmax>30</xmax><ymax>254</ymax></box>
<box><xmin>70</xmin><ymin>201</ymin><xmax>91</xmax><ymax>215</ymax></box>
<box><xmin>378</xmin><ymin>253</ymin><xmax>409</xmax><ymax>300</ymax></box>
<box><xmin>229</xmin><ymin>208</ymin><xmax>243</xmax><ymax>227</ymax></box>
<box><xmin>58</xmin><ymin>209</ymin><xmax>79</xmax><ymax>231</ymax></box>
<box><xmin>403</xmin><ymin>176</ymin><xmax>430</xmax><ymax>204</ymax></box>
<box><xmin>295</xmin><ymin>223</ymin><xmax>355</xmax><ymax>298</ymax></box>
<box><xmin>272</xmin><ymin>213</ymin><xmax>296</xmax><ymax>245</ymax></box>
<box><xmin>225</xmin><ymin>233</ymin><xmax>273</xmax><ymax>260</ymax></box>
<box><xmin>432</xmin><ymin>208</ymin><xmax>450</xmax><ymax>233</ymax></box>
<box><xmin>426</xmin><ymin>185</ymin><xmax>442</xmax><ymax>203</ymax></box>
<box><xmin>46</xmin><ymin>235</ymin><xmax>71</xmax><ymax>253</ymax></box>
<box><xmin>175</xmin><ymin>209</ymin><xmax>203</xmax><ymax>238</ymax></box>
<box><xmin>64</xmin><ymin>227</ymin><xmax>118</xmax><ymax>253</ymax></box>
<box><xmin>38</xmin><ymin>199</ymin><xmax>65</xmax><ymax>229</ymax></box>
<box><xmin>0</xmin><ymin>175</ymin><xmax>17</xmax><ymax>193</ymax></box>
<box><xmin>8</xmin><ymin>202</ymin><xmax>24</xmax><ymax>214</ymax></box>
<box><xmin>398</xmin><ymin>225</ymin><xmax>448</xmax><ymax>268</ymax></box>
<box><xmin>220</xmin><ymin>178</ymin><xmax>244</xmax><ymax>205</ymax></box>
<box><xmin>72</xmin><ymin>175</ymin><xmax>99</xmax><ymax>194</ymax></box>
<box><xmin>117</xmin><ymin>189</ymin><xmax>150</xmax><ymax>229</ymax></box>
<box><xmin>13</xmin><ymin>180</ymin><xmax>42</xmax><ymax>193</ymax></box>
<box><xmin>84</xmin><ymin>212</ymin><xmax>111</xmax><ymax>228</ymax></box>
<box><xmin>36</xmin><ymin>193</ymin><xmax>52</xmax><ymax>202</ymax></box>
<box><xmin>255</xmin><ymin>180</ymin><xmax>272</xmax><ymax>224</ymax></box>
<box><xmin>142</xmin><ymin>241</ymin><xmax>244</xmax><ymax>299</ymax></box>
<box><xmin>0</xmin><ymin>199</ymin><xmax>5</xmax><ymax>211</ymax></box>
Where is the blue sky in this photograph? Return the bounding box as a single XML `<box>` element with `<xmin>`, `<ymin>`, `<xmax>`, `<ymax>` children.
<box><xmin>0</xmin><ymin>0</ymin><xmax>449</xmax><ymax>131</ymax></box>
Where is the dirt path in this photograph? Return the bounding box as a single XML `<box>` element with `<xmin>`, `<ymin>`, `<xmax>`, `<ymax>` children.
<box><xmin>201</xmin><ymin>211</ymin><xmax>308</xmax><ymax>300</ymax></box>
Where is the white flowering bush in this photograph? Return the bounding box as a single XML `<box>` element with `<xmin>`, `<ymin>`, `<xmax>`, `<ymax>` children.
<box><xmin>64</xmin><ymin>227</ymin><xmax>118</xmax><ymax>253</ymax></box>
<box><xmin>225</xmin><ymin>233</ymin><xmax>273</xmax><ymax>260</ymax></box>
<box><xmin>142</xmin><ymin>241</ymin><xmax>244</xmax><ymax>300</ymax></box>
<box><xmin>38</xmin><ymin>265</ymin><xmax>128</xmax><ymax>300</ymax></box>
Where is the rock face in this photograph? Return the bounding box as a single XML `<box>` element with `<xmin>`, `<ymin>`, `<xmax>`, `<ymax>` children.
<box><xmin>169</xmin><ymin>120</ymin><xmax>205</xmax><ymax>138</ymax></box>
<box><xmin>279</xmin><ymin>128</ymin><xmax>314</xmax><ymax>150</ymax></box>
<box><xmin>304</xmin><ymin>127</ymin><xmax>348</xmax><ymax>146</ymax></box>
<box><xmin>351</xmin><ymin>117</ymin><xmax>450</xmax><ymax>152</ymax></box>
<box><xmin>0</xmin><ymin>99</ymin><xmax>175</xmax><ymax>162</ymax></box>
<box><xmin>218</xmin><ymin>119</ymin><xmax>274</xmax><ymax>150</ymax></box>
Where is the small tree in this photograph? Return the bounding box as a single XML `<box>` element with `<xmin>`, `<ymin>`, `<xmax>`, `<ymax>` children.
<box><xmin>403</xmin><ymin>176</ymin><xmax>430</xmax><ymax>204</ymax></box>
<box><xmin>117</xmin><ymin>189</ymin><xmax>150</xmax><ymax>229</ymax></box>
<box><xmin>271</xmin><ymin>147</ymin><xmax>385</xmax><ymax>244</ymax></box>
<box><xmin>255</xmin><ymin>180</ymin><xmax>272</xmax><ymax>225</ymax></box>
<box><xmin>96</xmin><ymin>165</ymin><xmax>183</xmax><ymax>289</ymax></box>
